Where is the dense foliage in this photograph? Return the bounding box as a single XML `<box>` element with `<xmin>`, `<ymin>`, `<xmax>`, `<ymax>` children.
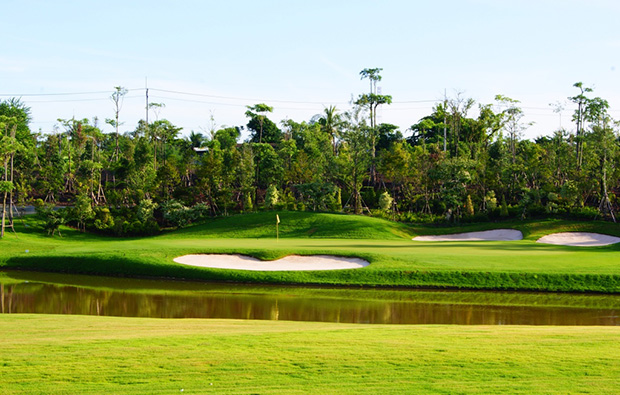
<box><xmin>1</xmin><ymin>76</ymin><xmax>619</xmax><ymax>236</ymax></box>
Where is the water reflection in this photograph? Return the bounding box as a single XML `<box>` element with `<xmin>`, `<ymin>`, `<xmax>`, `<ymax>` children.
<box><xmin>1</xmin><ymin>271</ymin><xmax>619</xmax><ymax>325</ymax></box>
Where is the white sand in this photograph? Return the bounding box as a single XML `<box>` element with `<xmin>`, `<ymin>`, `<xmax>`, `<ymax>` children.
<box><xmin>536</xmin><ymin>232</ymin><xmax>620</xmax><ymax>247</ymax></box>
<box><xmin>412</xmin><ymin>229</ymin><xmax>523</xmax><ymax>242</ymax></box>
<box><xmin>173</xmin><ymin>254</ymin><xmax>370</xmax><ymax>271</ymax></box>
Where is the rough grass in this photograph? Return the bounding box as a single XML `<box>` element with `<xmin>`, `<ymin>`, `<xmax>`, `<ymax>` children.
<box><xmin>2</xmin><ymin>212</ymin><xmax>620</xmax><ymax>292</ymax></box>
<box><xmin>1</xmin><ymin>315</ymin><xmax>619</xmax><ymax>394</ymax></box>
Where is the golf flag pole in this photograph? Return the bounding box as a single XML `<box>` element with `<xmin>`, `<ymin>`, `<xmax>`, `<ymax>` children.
<box><xmin>276</xmin><ymin>214</ymin><xmax>280</xmax><ymax>241</ymax></box>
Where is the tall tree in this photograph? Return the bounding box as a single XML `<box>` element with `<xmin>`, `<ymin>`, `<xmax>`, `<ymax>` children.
<box><xmin>495</xmin><ymin>95</ymin><xmax>532</xmax><ymax>164</ymax></box>
<box><xmin>569</xmin><ymin>82</ymin><xmax>593</xmax><ymax>169</ymax></box>
<box><xmin>0</xmin><ymin>99</ymin><xmax>32</xmax><ymax>226</ymax></box>
<box><xmin>318</xmin><ymin>105</ymin><xmax>341</xmax><ymax>154</ymax></box>
<box><xmin>446</xmin><ymin>93</ymin><xmax>475</xmax><ymax>157</ymax></box>
<box><xmin>0</xmin><ymin>116</ymin><xmax>22</xmax><ymax>237</ymax></box>
<box><xmin>245</xmin><ymin>104</ymin><xmax>275</xmax><ymax>143</ymax></box>
<box><xmin>355</xmin><ymin>68</ymin><xmax>393</xmax><ymax>184</ymax></box>
<box><xmin>338</xmin><ymin>106</ymin><xmax>371</xmax><ymax>214</ymax></box>
<box><xmin>106</xmin><ymin>86</ymin><xmax>128</xmax><ymax>162</ymax></box>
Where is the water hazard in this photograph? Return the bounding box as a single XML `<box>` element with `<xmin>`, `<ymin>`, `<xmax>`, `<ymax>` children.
<box><xmin>1</xmin><ymin>271</ymin><xmax>619</xmax><ymax>325</ymax></box>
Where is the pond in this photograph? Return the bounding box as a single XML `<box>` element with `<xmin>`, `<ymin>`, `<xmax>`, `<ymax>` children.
<box><xmin>1</xmin><ymin>271</ymin><xmax>619</xmax><ymax>325</ymax></box>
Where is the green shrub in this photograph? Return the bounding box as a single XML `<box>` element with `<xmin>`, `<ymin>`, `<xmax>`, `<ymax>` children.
<box><xmin>379</xmin><ymin>191</ymin><xmax>393</xmax><ymax>212</ymax></box>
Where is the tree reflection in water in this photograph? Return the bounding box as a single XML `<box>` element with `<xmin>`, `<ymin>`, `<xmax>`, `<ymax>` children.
<box><xmin>1</xmin><ymin>271</ymin><xmax>619</xmax><ymax>325</ymax></box>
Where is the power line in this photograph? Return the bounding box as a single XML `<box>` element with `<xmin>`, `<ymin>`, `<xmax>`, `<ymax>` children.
<box><xmin>0</xmin><ymin>88</ymin><xmax>142</xmax><ymax>97</ymax></box>
<box><xmin>150</xmin><ymin>88</ymin><xmax>354</xmax><ymax>105</ymax></box>
<box><xmin>5</xmin><ymin>87</ymin><xmax>620</xmax><ymax>118</ymax></box>
<box><xmin>23</xmin><ymin>95</ymin><xmax>144</xmax><ymax>104</ymax></box>
<box><xmin>2</xmin><ymin>87</ymin><xmax>440</xmax><ymax>106</ymax></box>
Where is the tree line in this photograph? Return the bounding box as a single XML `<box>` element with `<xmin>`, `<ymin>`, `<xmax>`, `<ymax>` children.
<box><xmin>1</xmin><ymin>70</ymin><xmax>618</xmax><ymax>237</ymax></box>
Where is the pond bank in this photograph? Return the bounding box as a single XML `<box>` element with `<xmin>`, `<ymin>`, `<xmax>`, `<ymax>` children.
<box><xmin>3</xmin><ymin>270</ymin><xmax>620</xmax><ymax>325</ymax></box>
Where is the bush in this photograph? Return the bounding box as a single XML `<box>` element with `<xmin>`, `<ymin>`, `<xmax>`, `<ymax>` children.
<box><xmin>93</xmin><ymin>207</ymin><xmax>115</xmax><ymax>231</ymax></box>
<box><xmin>398</xmin><ymin>212</ymin><xmax>443</xmax><ymax>224</ymax></box>
<box><xmin>464</xmin><ymin>195</ymin><xmax>474</xmax><ymax>216</ymax></box>
<box><xmin>264</xmin><ymin>185</ymin><xmax>279</xmax><ymax>209</ymax></box>
<box><xmin>570</xmin><ymin>206</ymin><xmax>599</xmax><ymax>220</ymax></box>
<box><xmin>500</xmin><ymin>196</ymin><xmax>509</xmax><ymax>217</ymax></box>
<box><xmin>485</xmin><ymin>191</ymin><xmax>497</xmax><ymax>211</ymax></box>
<box><xmin>378</xmin><ymin>191</ymin><xmax>393</xmax><ymax>212</ymax></box>
<box><xmin>35</xmin><ymin>204</ymin><xmax>66</xmax><ymax>236</ymax></box>
<box><xmin>137</xmin><ymin>199</ymin><xmax>158</xmax><ymax>223</ymax></box>
<box><xmin>295</xmin><ymin>182</ymin><xmax>338</xmax><ymax>211</ymax></box>
<box><xmin>161</xmin><ymin>200</ymin><xmax>192</xmax><ymax>228</ymax></box>
<box><xmin>190</xmin><ymin>203</ymin><xmax>210</xmax><ymax>221</ymax></box>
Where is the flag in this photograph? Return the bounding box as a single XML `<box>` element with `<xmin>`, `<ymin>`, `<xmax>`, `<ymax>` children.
<box><xmin>276</xmin><ymin>214</ymin><xmax>280</xmax><ymax>224</ymax></box>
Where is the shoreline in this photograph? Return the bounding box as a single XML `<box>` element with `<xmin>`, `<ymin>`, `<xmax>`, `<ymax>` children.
<box><xmin>3</xmin><ymin>266</ymin><xmax>620</xmax><ymax>295</ymax></box>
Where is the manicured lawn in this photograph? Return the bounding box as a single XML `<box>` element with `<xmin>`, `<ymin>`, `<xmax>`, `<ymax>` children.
<box><xmin>2</xmin><ymin>212</ymin><xmax>620</xmax><ymax>291</ymax></box>
<box><xmin>1</xmin><ymin>315</ymin><xmax>619</xmax><ymax>394</ymax></box>
<box><xmin>2</xmin><ymin>214</ymin><xmax>619</xmax><ymax>394</ymax></box>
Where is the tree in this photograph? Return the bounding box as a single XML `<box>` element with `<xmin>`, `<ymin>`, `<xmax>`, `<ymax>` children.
<box><xmin>0</xmin><ymin>180</ymin><xmax>13</xmax><ymax>238</ymax></box>
<box><xmin>264</xmin><ymin>185</ymin><xmax>279</xmax><ymax>208</ymax></box>
<box><xmin>213</xmin><ymin>127</ymin><xmax>241</xmax><ymax>150</ymax></box>
<box><xmin>378</xmin><ymin>141</ymin><xmax>412</xmax><ymax>211</ymax></box>
<box><xmin>446</xmin><ymin>93</ymin><xmax>475</xmax><ymax>157</ymax></box>
<box><xmin>435</xmin><ymin>157</ymin><xmax>475</xmax><ymax>221</ymax></box>
<box><xmin>355</xmin><ymin>68</ymin><xmax>393</xmax><ymax>184</ymax></box>
<box><xmin>71</xmin><ymin>193</ymin><xmax>94</xmax><ymax>232</ymax></box>
<box><xmin>569</xmin><ymin>82</ymin><xmax>592</xmax><ymax>168</ymax></box>
<box><xmin>245</xmin><ymin>104</ymin><xmax>275</xmax><ymax>143</ymax></box>
<box><xmin>495</xmin><ymin>95</ymin><xmax>532</xmax><ymax>164</ymax></box>
<box><xmin>317</xmin><ymin>105</ymin><xmax>341</xmax><ymax>154</ymax></box>
<box><xmin>0</xmin><ymin>99</ymin><xmax>33</xmax><ymax>227</ymax></box>
<box><xmin>187</xmin><ymin>131</ymin><xmax>205</xmax><ymax>148</ymax></box>
<box><xmin>338</xmin><ymin>106</ymin><xmax>371</xmax><ymax>214</ymax></box>
<box><xmin>106</xmin><ymin>86</ymin><xmax>128</xmax><ymax>162</ymax></box>
<box><xmin>465</xmin><ymin>194</ymin><xmax>474</xmax><ymax>216</ymax></box>
<box><xmin>236</xmin><ymin>144</ymin><xmax>255</xmax><ymax>211</ymax></box>
<box><xmin>36</xmin><ymin>203</ymin><xmax>66</xmax><ymax>237</ymax></box>
<box><xmin>378</xmin><ymin>191</ymin><xmax>393</xmax><ymax>212</ymax></box>
<box><xmin>357</xmin><ymin>68</ymin><xmax>390</xmax><ymax>129</ymax></box>
<box><xmin>408</xmin><ymin>105</ymin><xmax>447</xmax><ymax>147</ymax></box>
<box><xmin>0</xmin><ymin>115</ymin><xmax>23</xmax><ymax>238</ymax></box>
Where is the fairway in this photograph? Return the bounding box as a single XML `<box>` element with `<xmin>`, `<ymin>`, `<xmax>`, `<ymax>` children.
<box><xmin>2</xmin><ymin>212</ymin><xmax>620</xmax><ymax>292</ymax></box>
<box><xmin>1</xmin><ymin>315</ymin><xmax>619</xmax><ymax>394</ymax></box>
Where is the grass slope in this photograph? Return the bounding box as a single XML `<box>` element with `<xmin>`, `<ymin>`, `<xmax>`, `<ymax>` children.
<box><xmin>2</xmin><ymin>212</ymin><xmax>620</xmax><ymax>292</ymax></box>
<box><xmin>169</xmin><ymin>211</ymin><xmax>414</xmax><ymax>239</ymax></box>
<box><xmin>1</xmin><ymin>315</ymin><xmax>619</xmax><ymax>394</ymax></box>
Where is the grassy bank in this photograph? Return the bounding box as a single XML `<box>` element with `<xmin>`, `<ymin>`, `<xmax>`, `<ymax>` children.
<box><xmin>1</xmin><ymin>315</ymin><xmax>619</xmax><ymax>394</ymax></box>
<box><xmin>2</xmin><ymin>212</ymin><xmax>620</xmax><ymax>292</ymax></box>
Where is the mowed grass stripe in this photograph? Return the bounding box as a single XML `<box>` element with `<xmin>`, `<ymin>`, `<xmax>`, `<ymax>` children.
<box><xmin>1</xmin><ymin>315</ymin><xmax>619</xmax><ymax>394</ymax></box>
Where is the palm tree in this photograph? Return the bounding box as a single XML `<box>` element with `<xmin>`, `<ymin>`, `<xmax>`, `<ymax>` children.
<box><xmin>187</xmin><ymin>131</ymin><xmax>205</xmax><ymax>148</ymax></box>
<box><xmin>319</xmin><ymin>105</ymin><xmax>340</xmax><ymax>154</ymax></box>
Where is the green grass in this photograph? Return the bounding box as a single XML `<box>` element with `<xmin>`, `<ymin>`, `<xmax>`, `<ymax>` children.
<box><xmin>1</xmin><ymin>315</ymin><xmax>619</xmax><ymax>394</ymax></box>
<box><xmin>2</xmin><ymin>212</ymin><xmax>620</xmax><ymax>292</ymax></box>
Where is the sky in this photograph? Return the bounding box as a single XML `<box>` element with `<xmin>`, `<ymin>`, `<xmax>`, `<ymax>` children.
<box><xmin>2</xmin><ymin>0</ymin><xmax>620</xmax><ymax>141</ymax></box>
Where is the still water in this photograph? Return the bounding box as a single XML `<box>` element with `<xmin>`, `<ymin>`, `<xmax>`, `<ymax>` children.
<box><xmin>1</xmin><ymin>271</ymin><xmax>619</xmax><ymax>325</ymax></box>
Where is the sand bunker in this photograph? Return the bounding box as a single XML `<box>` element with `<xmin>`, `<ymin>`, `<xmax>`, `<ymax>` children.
<box><xmin>173</xmin><ymin>254</ymin><xmax>369</xmax><ymax>271</ymax></box>
<box><xmin>412</xmin><ymin>229</ymin><xmax>523</xmax><ymax>242</ymax></box>
<box><xmin>536</xmin><ymin>232</ymin><xmax>620</xmax><ymax>247</ymax></box>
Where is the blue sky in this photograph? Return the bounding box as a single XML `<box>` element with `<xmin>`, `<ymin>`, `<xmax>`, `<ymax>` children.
<box><xmin>2</xmin><ymin>0</ymin><xmax>619</xmax><ymax>140</ymax></box>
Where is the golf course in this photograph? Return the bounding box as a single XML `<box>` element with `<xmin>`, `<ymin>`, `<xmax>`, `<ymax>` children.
<box><xmin>2</xmin><ymin>211</ymin><xmax>620</xmax><ymax>292</ymax></box>
<box><xmin>2</xmin><ymin>211</ymin><xmax>620</xmax><ymax>393</ymax></box>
